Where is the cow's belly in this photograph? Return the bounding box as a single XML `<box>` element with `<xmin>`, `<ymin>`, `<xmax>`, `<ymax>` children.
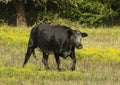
<box><xmin>38</xmin><ymin>44</ymin><xmax>72</xmax><ymax>58</ymax></box>
<box><xmin>38</xmin><ymin>45</ymin><xmax>53</xmax><ymax>55</ymax></box>
<box><xmin>60</xmin><ymin>50</ymin><xmax>71</xmax><ymax>58</ymax></box>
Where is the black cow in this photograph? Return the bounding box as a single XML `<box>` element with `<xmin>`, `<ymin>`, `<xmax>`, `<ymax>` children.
<box><xmin>22</xmin><ymin>24</ymin><xmax>88</xmax><ymax>71</ymax></box>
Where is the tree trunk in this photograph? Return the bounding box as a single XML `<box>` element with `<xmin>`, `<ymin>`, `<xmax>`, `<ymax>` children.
<box><xmin>15</xmin><ymin>0</ymin><xmax>27</xmax><ymax>27</ymax></box>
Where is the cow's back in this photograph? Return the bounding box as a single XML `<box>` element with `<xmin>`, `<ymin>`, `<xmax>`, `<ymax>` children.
<box><xmin>34</xmin><ymin>24</ymin><xmax>73</xmax><ymax>54</ymax></box>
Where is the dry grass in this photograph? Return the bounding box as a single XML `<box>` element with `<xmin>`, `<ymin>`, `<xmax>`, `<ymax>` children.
<box><xmin>0</xmin><ymin>25</ymin><xmax>120</xmax><ymax>85</ymax></box>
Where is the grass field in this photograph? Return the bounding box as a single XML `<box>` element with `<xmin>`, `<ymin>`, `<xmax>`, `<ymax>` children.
<box><xmin>0</xmin><ymin>25</ymin><xmax>120</xmax><ymax>85</ymax></box>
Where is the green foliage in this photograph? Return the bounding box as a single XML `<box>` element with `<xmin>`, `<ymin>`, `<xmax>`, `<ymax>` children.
<box><xmin>33</xmin><ymin>0</ymin><xmax>119</xmax><ymax>26</ymax></box>
<box><xmin>0</xmin><ymin>0</ymin><xmax>120</xmax><ymax>26</ymax></box>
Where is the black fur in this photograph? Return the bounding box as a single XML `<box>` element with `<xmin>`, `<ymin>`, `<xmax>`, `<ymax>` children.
<box><xmin>22</xmin><ymin>24</ymin><xmax>88</xmax><ymax>71</ymax></box>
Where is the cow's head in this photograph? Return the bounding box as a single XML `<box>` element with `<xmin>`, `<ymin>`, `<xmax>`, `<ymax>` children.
<box><xmin>70</xmin><ymin>30</ymin><xmax>88</xmax><ymax>49</ymax></box>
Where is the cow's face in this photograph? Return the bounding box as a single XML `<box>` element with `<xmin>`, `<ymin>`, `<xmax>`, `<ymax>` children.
<box><xmin>71</xmin><ymin>30</ymin><xmax>88</xmax><ymax>49</ymax></box>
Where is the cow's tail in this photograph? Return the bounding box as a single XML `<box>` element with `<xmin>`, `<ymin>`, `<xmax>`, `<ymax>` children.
<box><xmin>22</xmin><ymin>27</ymin><xmax>38</xmax><ymax>67</ymax></box>
<box><xmin>29</xmin><ymin>28</ymin><xmax>38</xmax><ymax>57</ymax></box>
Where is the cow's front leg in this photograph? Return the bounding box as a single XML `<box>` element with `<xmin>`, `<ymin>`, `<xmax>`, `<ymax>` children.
<box><xmin>70</xmin><ymin>50</ymin><xmax>76</xmax><ymax>71</ymax></box>
<box><xmin>42</xmin><ymin>52</ymin><xmax>50</xmax><ymax>70</ymax></box>
<box><xmin>54</xmin><ymin>54</ymin><xmax>61</xmax><ymax>71</ymax></box>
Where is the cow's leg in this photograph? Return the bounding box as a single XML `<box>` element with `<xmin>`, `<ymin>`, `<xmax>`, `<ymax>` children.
<box><xmin>70</xmin><ymin>50</ymin><xmax>76</xmax><ymax>71</ymax></box>
<box><xmin>22</xmin><ymin>47</ymin><xmax>33</xmax><ymax>67</ymax></box>
<box><xmin>33</xmin><ymin>49</ymin><xmax>37</xmax><ymax>61</ymax></box>
<box><xmin>42</xmin><ymin>52</ymin><xmax>50</xmax><ymax>70</ymax></box>
<box><xmin>54</xmin><ymin>54</ymin><xmax>61</xmax><ymax>71</ymax></box>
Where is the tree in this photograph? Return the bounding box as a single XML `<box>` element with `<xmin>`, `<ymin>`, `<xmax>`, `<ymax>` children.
<box><xmin>15</xmin><ymin>0</ymin><xmax>27</xmax><ymax>27</ymax></box>
<box><xmin>0</xmin><ymin>0</ymin><xmax>27</xmax><ymax>27</ymax></box>
<box><xmin>0</xmin><ymin>0</ymin><xmax>119</xmax><ymax>27</ymax></box>
<box><xmin>0</xmin><ymin>0</ymin><xmax>72</xmax><ymax>27</ymax></box>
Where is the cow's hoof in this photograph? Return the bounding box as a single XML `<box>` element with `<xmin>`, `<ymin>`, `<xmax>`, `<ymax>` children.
<box><xmin>71</xmin><ymin>67</ymin><xmax>75</xmax><ymax>71</ymax></box>
<box><xmin>45</xmin><ymin>67</ymin><xmax>50</xmax><ymax>70</ymax></box>
<box><xmin>37</xmin><ymin>68</ymin><xmax>41</xmax><ymax>71</ymax></box>
<box><xmin>22</xmin><ymin>64</ymin><xmax>25</xmax><ymax>68</ymax></box>
<box><xmin>57</xmin><ymin>68</ymin><xmax>62</xmax><ymax>71</ymax></box>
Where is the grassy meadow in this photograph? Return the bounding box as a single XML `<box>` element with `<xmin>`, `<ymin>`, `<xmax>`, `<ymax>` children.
<box><xmin>0</xmin><ymin>25</ymin><xmax>120</xmax><ymax>85</ymax></box>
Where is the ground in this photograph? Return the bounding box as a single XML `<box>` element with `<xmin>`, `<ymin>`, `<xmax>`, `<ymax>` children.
<box><xmin>0</xmin><ymin>25</ymin><xmax>120</xmax><ymax>85</ymax></box>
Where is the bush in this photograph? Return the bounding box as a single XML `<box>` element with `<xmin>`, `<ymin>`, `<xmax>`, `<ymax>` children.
<box><xmin>0</xmin><ymin>0</ymin><xmax>120</xmax><ymax>27</ymax></box>
<box><xmin>33</xmin><ymin>0</ymin><xmax>118</xmax><ymax>26</ymax></box>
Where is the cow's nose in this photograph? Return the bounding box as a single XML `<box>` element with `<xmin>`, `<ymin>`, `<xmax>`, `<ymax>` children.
<box><xmin>78</xmin><ymin>45</ymin><xmax>83</xmax><ymax>49</ymax></box>
<box><xmin>76</xmin><ymin>44</ymin><xmax>83</xmax><ymax>49</ymax></box>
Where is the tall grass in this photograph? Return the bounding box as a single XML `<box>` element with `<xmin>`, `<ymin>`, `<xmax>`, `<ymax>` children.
<box><xmin>0</xmin><ymin>25</ymin><xmax>120</xmax><ymax>85</ymax></box>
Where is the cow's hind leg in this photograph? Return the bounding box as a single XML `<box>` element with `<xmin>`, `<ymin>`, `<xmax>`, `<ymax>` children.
<box><xmin>22</xmin><ymin>47</ymin><xmax>34</xmax><ymax>67</ymax></box>
<box><xmin>42</xmin><ymin>52</ymin><xmax>50</xmax><ymax>70</ymax></box>
<box><xmin>33</xmin><ymin>49</ymin><xmax>37</xmax><ymax>61</ymax></box>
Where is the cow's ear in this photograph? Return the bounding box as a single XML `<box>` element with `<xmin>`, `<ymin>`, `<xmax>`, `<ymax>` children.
<box><xmin>82</xmin><ymin>33</ymin><xmax>88</xmax><ymax>37</ymax></box>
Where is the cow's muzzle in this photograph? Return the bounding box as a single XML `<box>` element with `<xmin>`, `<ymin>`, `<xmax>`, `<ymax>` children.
<box><xmin>76</xmin><ymin>44</ymin><xmax>83</xmax><ymax>49</ymax></box>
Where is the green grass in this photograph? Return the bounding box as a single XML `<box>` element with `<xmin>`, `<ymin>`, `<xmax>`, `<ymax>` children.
<box><xmin>0</xmin><ymin>25</ymin><xmax>120</xmax><ymax>85</ymax></box>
